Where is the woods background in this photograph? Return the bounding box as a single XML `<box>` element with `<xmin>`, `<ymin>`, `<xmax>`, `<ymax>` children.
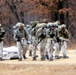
<box><xmin>0</xmin><ymin>0</ymin><xmax>76</xmax><ymax>48</ymax></box>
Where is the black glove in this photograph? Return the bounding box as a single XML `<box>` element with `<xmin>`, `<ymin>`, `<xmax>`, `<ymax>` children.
<box><xmin>17</xmin><ymin>39</ymin><xmax>20</xmax><ymax>42</ymax></box>
<box><xmin>50</xmin><ymin>34</ymin><xmax>55</xmax><ymax>38</ymax></box>
<box><xmin>0</xmin><ymin>32</ymin><xmax>5</xmax><ymax>38</ymax></box>
<box><xmin>0</xmin><ymin>35</ymin><xmax>3</xmax><ymax>37</ymax></box>
<box><xmin>0</xmin><ymin>38</ymin><xmax>3</xmax><ymax>42</ymax></box>
<box><xmin>56</xmin><ymin>37</ymin><xmax>60</xmax><ymax>42</ymax></box>
<box><xmin>39</xmin><ymin>33</ymin><xmax>46</xmax><ymax>39</ymax></box>
<box><xmin>0</xmin><ymin>33</ymin><xmax>2</xmax><ymax>37</ymax></box>
<box><xmin>16</xmin><ymin>36</ymin><xmax>21</xmax><ymax>42</ymax></box>
<box><xmin>2</xmin><ymin>32</ymin><xmax>5</xmax><ymax>35</ymax></box>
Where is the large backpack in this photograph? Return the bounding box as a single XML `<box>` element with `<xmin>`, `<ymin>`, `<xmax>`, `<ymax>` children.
<box><xmin>13</xmin><ymin>23</ymin><xmax>29</xmax><ymax>41</ymax></box>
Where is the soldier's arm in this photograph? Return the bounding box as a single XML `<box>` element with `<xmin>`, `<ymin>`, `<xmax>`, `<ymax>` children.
<box><xmin>13</xmin><ymin>29</ymin><xmax>18</xmax><ymax>41</ymax></box>
<box><xmin>24</xmin><ymin>28</ymin><xmax>29</xmax><ymax>41</ymax></box>
<box><xmin>64</xmin><ymin>29</ymin><xmax>70</xmax><ymax>39</ymax></box>
<box><xmin>0</xmin><ymin>28</ymin><xmax>5</xmax><ymax>41</ymax></box>
<box><xmin>59</xmin><ymin>29</ymin><xmax>70</xmax><ymax>41</ymax></box>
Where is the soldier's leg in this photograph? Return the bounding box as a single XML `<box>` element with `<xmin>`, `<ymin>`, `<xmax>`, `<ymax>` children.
<box><xmin>17</xmin><ymin>42</ymin><xmax>23</xmax><ymax>61</ymax></box>
<box><xmin>20</xmin><ymin>39</ymin><xmax>28</xmax><ymax>59</ymax></box>
<box><xmin>23</xmin><ymin>47</ymin><xmax>28</xmax><ymax>59</ymax></box>
<box><xmin>32</xmin><ymin>37</ymin><xmax>37</xmax><ymax>60</ymax></box>
<box><xmin>61</xmin><ymin>41</ymin><xmax>69</xmax><ymax>58</ymax></box>
<box><xmin>0</xmin><ymin>42</ymin><xmax>3</xmax><ymax>60</ymax></box>
<box><xmin>54</xmin><ymin>42</ymin><xmax>59</xmax><ymax>55</ymax></box>
<box><xmin>45</xmin><ymin>50</ymin><xmax>49</xmax><ymax>59</ymax></box>
<box><xmin>55</xmin><ymin>42</ymin><xmax>62</xmax><ymax>59</ymax></box>
<box><xmin>29</xmin><ymin>44</ymin><xmax>33</xmax><ymax>56</ymax></box>
<box><xmin>48</xmin><ymin>40</ymin><xmax>54</xmax><ymax>61</ymax></box>
<box><xmin>28</xmin><ymin>35</ymin><xmax>32</xmax><ymax>56</ymax></box>
<box><xmin>40</xmin><ymin>40</ymin><xmax>45</xmax><ymax>60</ymax></box>
<box><xmin>23</xmin><ymin>44</ymin><xmax>28</xmax><ymax>59</ymax></box>
<box><xmin>37</xmin><ymin>42</ymin><xmax>41</xmax><ymax>51</ymax></box>
<box><xmin>45</xmin><ymin>38</ymin><xmax>49</xmax><ymax>59</ymax></box>
<box><xmin>32</xmin><ymin>46</ymin><xmax>36</xmax><ymax>60</ymax></box>
<box><xmin>45</xmin><ymin>39</ymin><xmax>49</xmax><ymax>59</ymax></box>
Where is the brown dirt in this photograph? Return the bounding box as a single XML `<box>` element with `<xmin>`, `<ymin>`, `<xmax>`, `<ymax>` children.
<box><xmin>0</xmin><ymin>50</ymin><xmax>76</xmax><ymax>75</ymax></box>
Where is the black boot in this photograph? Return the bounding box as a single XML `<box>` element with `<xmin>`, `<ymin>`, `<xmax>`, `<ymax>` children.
<box><xmin>49</xmin><ymin>57</ymin><xmax>53</xmax><ymax>61</ymax></box>
<box><xmin>55</xmin><ymin>55</ymin><xmax>62</xmax><ymax>59</ymax></box>
<box><xmin>35</xmin><ymin>55</ymin><xmax>38</xmax><ymax>57</ymax></box>
<box><xmin>33</xmin><ymin>57</ymin><xmax>36</xmax><ymax>61</ymax></box>
<box><xmin>45</xmin><ymin>55</ymin><xmax>49</xmax><ymax>59</ymax></box>
<box><xmin>0</xmin><ymin>58</ymin><xmax>2</xmax><ymax>61</ymax></box>
<box><xmin>63</xmin><ymin>56</ymin><xmax>69</xmax><ymax>59</ymax></box>
<box><xmin>41</xmin><ymin>55</ymin><xmax>45</xmax><ymax>61</ymax></box>
<box><xmin>23</xmin><ymin>55</ymin><xmax>27</xmax><ymax>59</ymax></box>
<box><xmin>18</xmin><ymin>57</ymin><xmax>22</xmax><ymax>61</ymax></box>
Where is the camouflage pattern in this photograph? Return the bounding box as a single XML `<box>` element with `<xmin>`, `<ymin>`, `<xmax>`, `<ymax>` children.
<box><xmin>13</xmin><ymin>22</ymin><xmax>29</xmax><ymax>61</ymax></box>
<box><xmin>57</xmin><ymin>24</ymin><xmax>70</xmax><ymax>58</ymax></box>
<box><xmin>12</xmin><ymin>21</ymin><xmax>70</xmax><ymax>61</ymax></box>
<box><xmin>45</xmin><ymin>23</ymin><xmax>59</xmax><ymax>60</ymax></box>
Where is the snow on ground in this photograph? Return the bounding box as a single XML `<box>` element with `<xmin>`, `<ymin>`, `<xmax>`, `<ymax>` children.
<box><xmin>2</xmin><ymin>46</ymin><xmax>76</xmax><ymax>60</ymax></box>
<box><xmin>3</xmin><ymin>46</ymin><xmax>18</xmax><ymax>59</ymax></box>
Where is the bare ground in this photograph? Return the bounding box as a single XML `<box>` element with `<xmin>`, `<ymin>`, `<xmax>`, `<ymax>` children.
<box><xmin>0</xmin><ymin>50</ymin><xmax>76</xmax><ymax>75</ymax></box>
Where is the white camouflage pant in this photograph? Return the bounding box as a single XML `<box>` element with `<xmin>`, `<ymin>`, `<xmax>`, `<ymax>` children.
<box><xmin>28</xmin><ymin>44</ymin><xmax>33</xmax><ymax>51</ymax></box>
<box><xmin>54</xmin><ymin>42</ymin><xmax>60</xmax><ymax>56</ymax></box>
<box><xmin>17</xmin><ymin>39</ymin><xmax>28</xmax><ymax>59</ymax></box>
<box><xmin>45</xmin><ymin>38</ymin><xmax>54</xmax><ymax>59</ymax></box>
<box><xmin>0</xmin><ymin>41</ymin><xmax>3</xmax><ymax>58</ymax></box>
<box><xmin>54</xmin><ymin>40</ymin><xmax>67</xmax><ymax>57</ymax></box>
<box><xmin>61</xmin><ymin>41</ymin><xmax>67</xmax><ymax>56</ymax></box>
<box><xmin>40</xmin><ymin>39</ymin><xmax>46</xmax><ymax>58</ymax></box>
<box><xmin>32</xmin><ymin>36</ymin><xmax>37</xmax><ymax>58</ymax></box>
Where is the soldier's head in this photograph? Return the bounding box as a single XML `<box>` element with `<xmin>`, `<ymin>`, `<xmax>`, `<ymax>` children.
<box><xmin>61</xmin><ymin>24</ymin><xmax>66</xmax><ymax>28</ymax></box>
<box><xmin>17</xmin><ymin>22</ymin><xmax>24</xmax><ymax>30</ymax></box>
<box><xmin>50</xmin><ymin>24</ymin><xmax>55</xmax><ymax>30</ymax></box>
<box><xmin>58</xmin><ymin>24</ymin><xmax>66</xmax><ymax>32</ymax></box>
<box><xmin>30</xmin><ymin>21</ymin><xmax>39</xmax><ymax>28</ymax></box>
<box><xmin>61</xmin><ymin>24</ymin><xmax>66</xmax><ymax>31</ymax></box>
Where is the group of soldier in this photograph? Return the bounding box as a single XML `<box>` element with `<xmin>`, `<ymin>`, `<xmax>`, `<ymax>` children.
<box><xmin>0</xmin><ymin>19</ymin><xmax>70</xmax><ymax>61</ymax></box>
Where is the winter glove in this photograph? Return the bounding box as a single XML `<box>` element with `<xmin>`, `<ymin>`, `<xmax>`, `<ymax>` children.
<box><xmin>0</xmin><ymin>32</ymin><xmax>5</xmax><ymax>38</ymax></box>
<box><xmin>56</xmin><ymin>37</ymin><xmax>60</xmax><ymax>42</ymax></box>
<box><xmin>16</xmin><ymin>36</ymin><xmax>21</xmax><ymax>42</ymax></box>
<box><xmin>0</xmin><ymin>38</ymin><xmax>3</xmax><ymax>42</ymax></box>
<box><xmin>50</xmin><ymin>34</ymin><xmax>55</xmax><ymax>38</ymax></box>
<box><xmin>17</xmin><ymin>39</ymin><xmax>20</xmax><ymax>42</ymax></box>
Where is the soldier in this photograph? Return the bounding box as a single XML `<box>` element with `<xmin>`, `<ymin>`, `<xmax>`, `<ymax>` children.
<box><xmin>30</xmin><ymin>21</ymin><xmax>39</xmax><ymax>60</ymax></box>
<box><xmin>58</xmin><ymin>24</ymin><xmax>70</xmax><ymax>58</ymax></box>
<box><xmin>36</xmin><ymin>25</ymin><xmax>46</xmax><ymax>60</ymax></box>
<box><xmin>36</xmin><ymin>19</ymin><xmax>48</xmax><ymax>60</ymax></box>
<box><xmin>14</xmin><ymin>22</ymin><xmax>29</xmax><ymax>61</ymax></box>
<box><xmin>47</xmin><ymin>21</ymin><xmax>62</xmax><ymax>59</ymax></box>
<box><xmin>52</xmin><ymin>21</ymin><xmax>62</xmax><ymax>59</ymax></box>
<box><xmin>0</xmin><ymin>23</ymin><xmax>5</xmax><ymax>60</ymax></box>
<box><xmin>13</xmin><ymin>22</ymin><xmax>25</xmax><ymax>34</ymax></box>
<box><xmin>45</xmin><ymin>23</ymin><xmax>59</xmax><ymax>61</ymax></box>
<box><xmin>25</xmin><ymin>24</ymin><xmax>33</xmax><ymax>56</ymax></box>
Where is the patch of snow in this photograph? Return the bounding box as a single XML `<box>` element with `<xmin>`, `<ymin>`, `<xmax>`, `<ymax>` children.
<box><xmin>3</xmin><ymin>46</ymin><xmax>18</xmax><ymax>59</ymax></box>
